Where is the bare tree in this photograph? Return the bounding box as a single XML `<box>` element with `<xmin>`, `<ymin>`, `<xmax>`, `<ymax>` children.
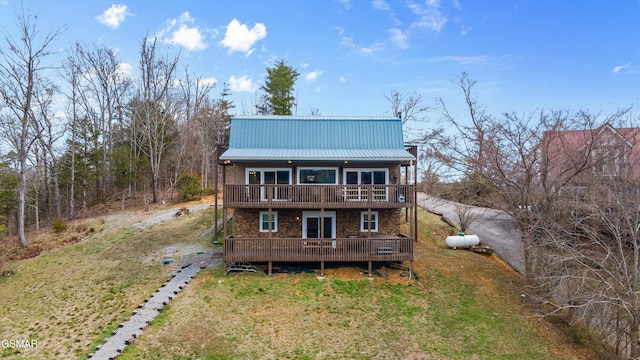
<box><xmin>32</xmin><ymin>82</ymin><xmax>65</xmax><ymax>219</ymax></box>
<box><xmin>453</xmin><ymin>203</ymin><xmax>485</xmax><ymax>233</ymax></box>
<box><xmin>130</xmin><ymin>37</ymin><xmax>180</xmax><ymax>204</ymax></box>
<box><xmin>75</xmin><ymin>43</ymin><xmax>131</xmax><ymax>203</ymax></box>
<box><xmin>385</xmin><ymin>89</ymin><xmax>431</xmax><ymax>142</ymax></box>
<box><xmin>174</xmin><ymin>68</ymin><xmax>215</xmax><ymax>191</ymax></box>
<box><xmin>385</xmin><ymin>89</ymin><xmax>429</xmax><ymax>124</ymax></box>
<box><xmin>60</xmin><ymin>45</ymin><xmax>84</xmax><ymax>218</ymax></box>
<box><xmin>429</xmin><ymin>71</ymin><xmax>640</xmax><ymax>358</ymax></box>
<box><xmin>0</xmin><ymin>9</ymin><xmax>63</xmax><ymax>247</ymax></box>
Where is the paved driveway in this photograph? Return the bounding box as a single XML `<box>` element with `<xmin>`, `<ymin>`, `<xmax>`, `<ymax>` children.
<box><xmin>416</xmin><ymin>193</ymin><xmax>526</xmax><ymax>275</ymax></box>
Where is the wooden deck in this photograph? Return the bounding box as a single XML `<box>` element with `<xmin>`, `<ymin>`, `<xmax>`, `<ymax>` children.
<box><xmin>223</xmin><ymin>184</ymin><xmax>414</xmax><ymax>209</ymax></box>
<box><xmin>223</xmin><ymin>235</ymin><xmax>413</xmax><ymax>263</ymax></box>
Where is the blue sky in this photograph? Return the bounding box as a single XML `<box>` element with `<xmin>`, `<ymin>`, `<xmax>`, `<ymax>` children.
<box><xmin>1</xmin><ymin>0</ymin><xmax>639</xmax><ymax>123</ymax></box>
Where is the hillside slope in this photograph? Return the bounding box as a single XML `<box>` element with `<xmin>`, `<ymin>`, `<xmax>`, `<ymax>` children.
<box><xmin>0</xmin><ymin>202</ymin><xmax>598</xmax><ymax>359</ymax></box>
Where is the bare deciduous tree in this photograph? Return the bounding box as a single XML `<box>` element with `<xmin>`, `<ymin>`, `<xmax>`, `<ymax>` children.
<box><xmin>429</xmin><ymin>71</ymin><xmax>640</xmax><ymax>358</ymax></box>
<box><xmin>130</xmin><ymin>37</ymin><xmax>180</xmax><ymax>204</ymax></box>
<box><xmin>0</xmin><ymin>9</ymin><xmax>63</xmax><ymax>247</ymax></box>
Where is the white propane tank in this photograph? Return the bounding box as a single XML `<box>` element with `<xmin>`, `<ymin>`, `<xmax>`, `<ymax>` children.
<box><xmin>445</xmin><ymin>233</ymin><xmax>480</xmax><ymax>249</ymax></box>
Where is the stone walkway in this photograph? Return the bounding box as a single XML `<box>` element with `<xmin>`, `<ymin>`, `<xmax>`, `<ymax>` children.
<box><xmin>88</xmin><ymin>253</ymin><xmax>223</xmax><ymax>360</ymax></box>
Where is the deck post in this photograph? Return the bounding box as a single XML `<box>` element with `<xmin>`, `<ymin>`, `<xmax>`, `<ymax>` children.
<box><xmin>222</xmin><ymin>164</ymin><xmax>227</xmax><ymax>239</ymax></box>
<box><xmin>268</xmin><ymin>261</ymin><xmax>272</xmax><ymax>275</ymax></box>
<box><xmin>409</xmin><ymin>260</ymin><xmax>414</xmax><ymax>279</ymax></box>
<box><xmin>320</xmin><ymin>261</ymin><xmax>324</xmax><ymax>276</ymax></box>
<box><xmin>368</xmin><ymin>261</ymin><xmax>372</xmax><ymax>278</ymax></box>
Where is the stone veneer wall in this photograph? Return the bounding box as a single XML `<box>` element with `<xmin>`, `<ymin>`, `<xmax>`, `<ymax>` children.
<box><xmin>336</xmin><ymin>209</ymin><xmax>402</xmax><ymax>237</ymax></box>
<box><xmin>232</xmin><ymin>208</ymin><xmax>403</xmax><ymax>238</ymax></box>
<box><xmin>233</xmin><ymin>209</ymin><xmax>301</xmax><ymax>238</ymax></box>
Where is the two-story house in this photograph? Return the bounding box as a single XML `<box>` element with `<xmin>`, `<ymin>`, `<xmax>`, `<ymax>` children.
<box><xmin>218</xmin><ymin>115</ymin><xmax>417</xmax><ymax>276</ymax></box>
<box><xmin>542</xmin><ymin>123</ymin><xmax>640</xmax><ymax>224</ymax></box>
<box><xmin>543</xmin><ymin>123</ymin><xmax>640</xmax><ymax>181</ymax></box>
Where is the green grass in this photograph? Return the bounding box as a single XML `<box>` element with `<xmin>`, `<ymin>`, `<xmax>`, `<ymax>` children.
<box><xmin>0</xmin><ymin>205</ymin><xmax>597</xmax><ymax>359</ymax></box>
<box><xmin>119</xmin><ymin>209</ymin><xmax>596</xmax><ymax>360</ymax></box>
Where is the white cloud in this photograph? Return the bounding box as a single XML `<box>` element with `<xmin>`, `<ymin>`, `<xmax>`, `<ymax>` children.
<box><xmin>229</xmin><ymin>75</ymin><xmax>257</xmax><ymax>92</ymax></box>
<box><xmin>95</xmin><ymin>4</ymin><xmax>130</xmax><ymax>29</ymax></box>
<box><xmin>373</xmin><ymin>0</ymin><xmax>402</xmax><ymax>26</ymax></box>
<box><xmin>389</xmin><ymin>28</ymin><xmax>408</xmax><ymax>49</ymax></box>
<box><xmin>460</xmin><ymin>25</ymin><xmax>470</xmax><ymax>36</ymax></box>
<box><xmin>304</xmin><ymin>69</ymin><xmax>323</xmax><ymax>82</ymax></box>
<box><xmin>201</xmin><ymin>77</ymin><xmax>217</xmax><ymax>87</ymax></box>
<box><xmin>167</xmin><ymin>24</ymin><xmax>207</xmax><ymax>51</ymax></box>
<box><xmin>373</xmin><ymin>0</ymin><xmax>391</xmax><ymax>11</ymax></box>
<box><xmin>160</xmin><ymin>12</ymin><xmax>208</xmax><ymax>51</ymax></box>
<box><xmin>407</xmin><ymin>0</ymin><xmax>447</xmax><ymax>33</ymax></box>
<box><xmin>220</xmin><ymin>18</ymin><xmax>267</xmax><ymax>55</ymax></box>
<box><xmin>340</xmin><ymin>36</ymin><xmax>385</xmax><ymax>55</ymax></box>
<box><xmin>116</xmin><ymin>62</ymin><xmax>133</xmax><ymax>79</ymax></box>
<box><xmin>613</xmin><ymin>62</ymin><xmax>631</xmax><ymax>74</ymax></box>
<box><xmin>339</xmin><ymin>76</ymin><xmax>348</xmax><ymax>83</ymax></box>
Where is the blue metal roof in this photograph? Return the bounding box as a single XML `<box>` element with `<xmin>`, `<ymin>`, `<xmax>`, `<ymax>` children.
<box><xmin>220</xmin><ymin>116</ymin><xmax>415</xmax><ymax>161</ymax></box>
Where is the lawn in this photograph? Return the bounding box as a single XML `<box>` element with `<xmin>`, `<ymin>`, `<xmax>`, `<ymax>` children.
<box><xmin>0</xmin><ymin>201</ymin><xmax>219</xmax><ymax>360</ymax></box>
<box><xmin>118</xmin><ymin>209</ymin><xmax>596</xmax><ymax>360</ymax></box>
<box><xmin>0</xmin><ymin>203</ymin><xmax>597</xmax><ymax>359</ymax></box>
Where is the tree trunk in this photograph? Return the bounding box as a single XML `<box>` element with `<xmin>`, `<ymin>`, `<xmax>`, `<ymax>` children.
<box><xmin>16</xmin><ymin>164</ymin><xmax>27</xmax><ymax>248</ymax></box>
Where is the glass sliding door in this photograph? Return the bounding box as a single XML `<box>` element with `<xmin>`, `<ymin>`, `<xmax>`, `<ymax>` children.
<box><xmin>343</xmin><ymin>169</ymin><xmax>388</xmax><ymax>201</ymax></box>
<box><xmin>246</xmin><ymin>168</ymin><xmax>291</xmax><ymax>201</ymax></box>
<box><xmin>302</xmin><ymin>211</ymin><xmax>336</xmax><ymax>239</ymax></box>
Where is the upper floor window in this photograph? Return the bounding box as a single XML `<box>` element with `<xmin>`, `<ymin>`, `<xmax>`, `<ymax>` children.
<box><xmin>247</xmin><ymin>169</ymin><xmax>291</xmax><ymax>201</ymax></box>
<box><xmin>344</xmin><ymin>169</ymin><xmax>387</xmax><ymax>185</ymax></box>
<box><xmin>247</xmin><ymin>168</ymin><xmax>291</xmax><ymax>185</ymax></box>
<box><xmin>298</xmin><ymin>168</ymin><xmax>338</xmax><ymax>184</ymax></box>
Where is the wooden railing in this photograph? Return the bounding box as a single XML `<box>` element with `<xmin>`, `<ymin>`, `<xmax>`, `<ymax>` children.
<box><xmin>223</xmin><ymin>184</ymin><xmax>415</xmax><ymax>209</ymax></box>
<box><xmin>223</xmin><ymin>235</ymin><xmax>413</xmax><ymax>263</ymax></box>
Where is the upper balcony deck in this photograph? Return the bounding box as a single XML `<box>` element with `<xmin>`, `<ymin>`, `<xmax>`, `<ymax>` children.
<box><xmin>223</xmin><ymin>184</ymin><xmax>415</xmax><ymax>209</ymax></box>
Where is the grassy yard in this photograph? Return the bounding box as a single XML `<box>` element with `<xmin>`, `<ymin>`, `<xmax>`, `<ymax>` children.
<box><xmin>0</xmin><ymin>203</ymin><xmax>598</xmax><ymax>359</ymax></box>
<box><xmin>118</xmin><ymin>209</ymin><xmax>596</xmax><ymax>360</ymax></box>
<box><xmin>0</xmin><ymin>202</ymin><xmax>219</xmax><ymax>360</ymax></box>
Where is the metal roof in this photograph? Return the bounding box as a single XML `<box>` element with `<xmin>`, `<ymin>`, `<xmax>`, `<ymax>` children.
<box><xmin>220</xmin><ymin>116</ymin><xmax>415</xmax><ymax>161</ymax></box>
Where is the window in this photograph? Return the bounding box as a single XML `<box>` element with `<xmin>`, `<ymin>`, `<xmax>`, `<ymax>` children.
<box><xmin>247</xmin><ymin>168</ymin><xmax>291</xmax><ymax>201</ymax></box>
<box><xmin>344</xmin><ymin>169</ymin><xmax>387</xmax><ymax>185</ymax></box>
<box><xmin>298</xmin><ymin>168</ymin><xmax>338</xmax><ymax>184</ymax></box>
<box><xmin>360</xmin><ymin>211</ymin><xmax>378</xmax><ymax>232</ymax></box>
<box><xmin>344</xmin><ymin>169</ymin><xmax>389</xmax><ymax>201</ymax></box>
<box><xmin>259</xmin><ymin>211</ymin><xmax>278</xmax><ymax>232</ymax></box>
<box><xmin>247</xmin><ymin>169</ymin><xmax>291</xmax><ymax>185</ymax></box>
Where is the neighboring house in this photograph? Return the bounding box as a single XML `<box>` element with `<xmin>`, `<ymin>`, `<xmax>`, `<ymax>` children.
<box><xmin>218</xmin><ymin>115</ymin><xmax>417</xmax><ymax>275</ymax></box>
<box><xmin>543</xmin><ymin>123</ymin><xmax>640</xmax><ymax>181</ymax></box>
<box><xmin>542</xmin><ymin>123</ymin><xmax>640</xmax><ymax>221</ymax></box>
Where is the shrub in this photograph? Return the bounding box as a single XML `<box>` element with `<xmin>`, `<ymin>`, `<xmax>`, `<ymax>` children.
<box><xmin>177</xmin><ymin>174</ymin><xmax>202</xmax><ymax>201</ymax></box>
<box><xmin>52</xmin><ymin>217</ymin><xmax>68</xmax><ymax>233</ymax></box>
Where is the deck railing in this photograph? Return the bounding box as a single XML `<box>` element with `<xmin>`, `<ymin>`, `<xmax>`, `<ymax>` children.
<box><xmin>223</xmin><ymin>184</ymin><xmax>414</xmax><ymax>209</ymax></box>
<box><xmin>223</xmin><ymin>235</ymin><xmax>413</xmax><ymax>263</ymax></box>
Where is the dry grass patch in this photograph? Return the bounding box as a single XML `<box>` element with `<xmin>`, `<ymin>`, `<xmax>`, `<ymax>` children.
<box><xmin>0</xmin><ymin>206</ymin><xmax>219</xmax><ymax>360</ymax></box>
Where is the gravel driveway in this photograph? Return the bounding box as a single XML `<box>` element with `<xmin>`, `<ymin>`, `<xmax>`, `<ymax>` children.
<box><xmin>417</xmin><ymin>193</ymin><xmax>526</xmax><ymax>275</ymax></box>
